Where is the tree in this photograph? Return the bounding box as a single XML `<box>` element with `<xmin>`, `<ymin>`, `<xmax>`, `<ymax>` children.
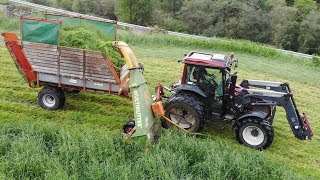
<box><xmin>285</xmin><ymin>0</ymin><xmax>295</xmax><ymax>6</ymax></box>
<box><xmin>178</xmin><ymin>0</ymin><xmax>214</xmax><ymax>35</ymax></box>
<box><xmin>294</xmin><ymin>0</ymin><xmax>317</xmax><ymax>18</ymax></box>
<box><xmin>72</xmin><ymin>0</ymin><xmax>95</xmax><ymax>14</ymax></box>
<box><xmin>94</xmin><ymin>0</ymin><xmax>117</xmax><ymax>20</ymax></box>
<box><xmin>239</xmin><ymin>4</ymin><xmax>271</xmax><ymax>43</ymax></box>
<box><xmin>53</xmin><ymin>0</ymin><xmax>74</xmax><ymax>11</ymax></box>
<box><xmin>201</xmin><ymin>0</ymin><xmax>271</xmax><ymax>43</ymax></box>
<box><xmin>267</xmin><ymin>0</ymin><xmax>286</xmax><ymax>8</ymax></box>
<box><xmin>115</xmin><ymin>0</ymin><xmax>154</xmax><ymax>25</ymax></box>
<box><xmin>298</xmin><ymin>11</ymin><xmax>320</xmax><ymax>54</ymax></box>
<box><xmin>28</xmin><ymin>0</ymin><xmax>52</xmax><ymax>6</ymax></box>
<box><xmin>158</xmin><ymin>0</ymin><xmax>184</xmax><ymax>18</ymax></box>
<box><xmin>270</xmin><ymin>6</ymin><xmax>300</xmax><ymax>51</ymax></box>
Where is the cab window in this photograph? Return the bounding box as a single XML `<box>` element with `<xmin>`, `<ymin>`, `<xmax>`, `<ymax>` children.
<box><xmin>186</xmin><ymin>65</ymin><xmax>223</xmax><ymax>97</ymax></box>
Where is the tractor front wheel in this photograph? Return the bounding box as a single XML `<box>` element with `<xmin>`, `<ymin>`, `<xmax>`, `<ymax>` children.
<box><xmin>162</xmin><ymin>93</ymin><xmax>205</xmax><ymax>132</ymax></box>
<box><xmin>236</xmin><ymin>118</ymin><xmax>274</xmax><ymax>149</ymax></box>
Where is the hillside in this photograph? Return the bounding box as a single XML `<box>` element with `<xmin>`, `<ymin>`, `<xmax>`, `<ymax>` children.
<box><xmin>0</xmin><ymin>31</ymin><xmax>319</xmax><ymax>179</ymax></box>
<box><xmin>127</xmin><ymin>34</ymin><xmax>320</xmax><ymax>176</ymax></box>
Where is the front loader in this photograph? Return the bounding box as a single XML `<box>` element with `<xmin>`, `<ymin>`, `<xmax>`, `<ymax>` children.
<box><xmin>239</xmin><ymin>80</ymin><xmax>313</xmax><ymax>139</ymax></box>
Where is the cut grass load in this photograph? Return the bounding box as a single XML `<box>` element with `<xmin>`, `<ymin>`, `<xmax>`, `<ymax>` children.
<box><xmin>61</xmin><ymin>27</ymin><xmax>125</xmax><ymax>71</ymax></box>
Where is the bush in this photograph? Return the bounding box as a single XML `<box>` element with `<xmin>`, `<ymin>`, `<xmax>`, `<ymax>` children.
<box><xmin>312</xmin><ymin>56</ymin><xmax>320</xmax><ymax>67</ymax></box>
<box><xmin>157</xmin><ymin>18</ymin><xmax>189</xmax><ymax>33</ymax></box>
<box><xmin>0</xmin><ymin>13</ymin><xmax>19</xmax><ymax>31</ymax></box>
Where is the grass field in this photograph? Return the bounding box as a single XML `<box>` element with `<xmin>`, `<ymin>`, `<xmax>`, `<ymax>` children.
<box><xmin>129</xmin><ymin>37</ymin><xmax>320</xmax><ymax>176</ymax></box>
<box><xmin>0</xmin><ymin>28</ymin><xmax>319</xmax><ymax>178</ymax></box>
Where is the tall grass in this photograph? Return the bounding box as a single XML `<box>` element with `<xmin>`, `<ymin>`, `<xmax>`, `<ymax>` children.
<box><xmin>120</xmin><ymin>33</ymin><xmax>280</xmax><ymax>58</ymax></box>
<box><xmin>0</xmin><ymin>122</ymin><xmax>301</xmax><ymax>179</ymax></box>
<box><xmin>0</xmin><ymin>12</ymin><xmax>19</xmax><ymax>33</ymax></box>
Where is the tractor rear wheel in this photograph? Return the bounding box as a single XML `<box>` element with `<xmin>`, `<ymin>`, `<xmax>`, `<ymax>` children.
<box><xmin>162</xmin><ymin>93</ymin><xmax>205</xmax><ymax>132</ymax></box>
<box><xmin>38</xmin><ymin>86</ymin><xmax>65</xmax><ymax>110</ymax></box>
<box><xmin>236</xmin><ymin>118</ymin><xmax>274</xmax><ymax>149</ymax></box>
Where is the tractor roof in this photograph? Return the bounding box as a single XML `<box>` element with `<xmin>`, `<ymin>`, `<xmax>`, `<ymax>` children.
<box><xmin>182</xmin><ymin>52</ymin><xmax>230</xmax><ymax>68</ymax></box>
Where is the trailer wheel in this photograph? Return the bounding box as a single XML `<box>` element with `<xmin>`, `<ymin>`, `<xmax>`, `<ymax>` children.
<box><xmin>162</xmin><ymin>93</ymin><xmax>205</xmax><ymax>132</ymax></box>
<box><xmin>236</xmin><ymin>118</ymin><xmax>274</xmax><ymax>149</ymax></box>
<box><xmin>38</xmin><ymin>87</ymin><xmax>64</xmax><ymax>110</ymax></box>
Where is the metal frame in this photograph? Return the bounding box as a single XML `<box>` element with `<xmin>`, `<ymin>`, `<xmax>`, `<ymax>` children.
<box><xmin>44</xmin><ymin>12</ymin><xmax>117</xmax><ymax>24</ymax></box>
<box><xmin>240</xmin><ymin>79</ymin><xmax>314</xmax><ymax>139</ymax></box>
<box><xmin>4</xmin><ymin>15</ymin><xmax>125</xmax><ymax>96</ymax></box>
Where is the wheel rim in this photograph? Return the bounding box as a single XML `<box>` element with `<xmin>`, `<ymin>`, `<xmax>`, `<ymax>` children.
<box><xmin>242</xmin><ymin>126</ymin><xmax>264</xmax><ymax>146</ymax></box>
<box><xmin>124</xmin><ymin>126</ymin><xmax>133</xmax><ymax>134</ymax></box>
<box><xmin>169</xmin><ymin>107</ymin><xmax>196</xmax><ymax>129</ymax></box>
<box><xmin>42</xmin><ymin>94</ymin><xmax>56</xmax><ymax>107</ymax></box>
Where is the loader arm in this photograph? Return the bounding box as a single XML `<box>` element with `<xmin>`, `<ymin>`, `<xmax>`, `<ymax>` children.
<box><xmin>113</xmin><ymin>41</ymin><xmax>156</xmax><ymax>139</ymax></box>
<box><xmin>240</xmin><ymin>79</ymin><xmax>286</xmax><ymax>92</ymax></box>
<box><xmin>244</xmin><ymin>82</ymin><xmax>314</xmax><ymax>140</ymax></box>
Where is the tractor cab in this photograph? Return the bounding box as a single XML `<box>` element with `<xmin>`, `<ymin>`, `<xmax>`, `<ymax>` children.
<box><xmin>179</xmin><ymin>52</ymin><xmax>235</xmax><ymax>116</ymax></box>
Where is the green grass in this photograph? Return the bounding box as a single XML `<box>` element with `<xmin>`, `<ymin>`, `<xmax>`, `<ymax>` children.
<box><xmin>0</xmin><ymin>122</ymin><xmax>302</xmax><ymax>179</ymax></box>
<box><xmin>120</xmin><ymin>33</ymin><xmax>281</xmax><ymax>58</ymax></box>
<box><xmin>0</xmin><ymin>14</ymin><xmax>19</xmax><ymax>39</ymax></box>
<box><xmin>1</xmin><ymin>25</ymin><xmax>320</xmax><ymax>178</ymax></box>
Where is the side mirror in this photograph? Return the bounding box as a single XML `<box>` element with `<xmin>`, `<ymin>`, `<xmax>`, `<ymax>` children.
<box><xmin>229</xmin><ymin>74</ymin><xmax>238</xmax><ymax>97</ymax></box>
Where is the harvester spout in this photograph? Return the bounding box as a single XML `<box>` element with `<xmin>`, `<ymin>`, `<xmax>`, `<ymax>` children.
<box><xmin>113</xmin><ymin>41</ymin><xmax>156</xmax><ymax>140</ymax></box>
<box><xmin>113</xmin><ymin>41</ymin><xmax>139</xmax><ymax>69</ymax></box>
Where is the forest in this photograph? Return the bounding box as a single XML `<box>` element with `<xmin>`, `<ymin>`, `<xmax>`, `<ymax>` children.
<box><xmin>24</xmin><ymin>0</ymin><xmax>320</xmax><ymax>55</ymax></box>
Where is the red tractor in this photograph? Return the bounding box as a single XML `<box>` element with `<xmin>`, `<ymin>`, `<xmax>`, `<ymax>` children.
<box><xmin>161</xmin><ymin>52</ymin><xmax>313</xmax><ymax>149</ymax></box>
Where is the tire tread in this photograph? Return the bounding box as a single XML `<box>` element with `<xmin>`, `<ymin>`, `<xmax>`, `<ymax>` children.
<box><xmin>163</xmin><ymin>92</ymin><xmax>206</xmax><ymax>132</ymax></box>
<box><xmin>236</xmin><ymin>118</ymin><xmax>274</xmax><ymax>149</ymax></box>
